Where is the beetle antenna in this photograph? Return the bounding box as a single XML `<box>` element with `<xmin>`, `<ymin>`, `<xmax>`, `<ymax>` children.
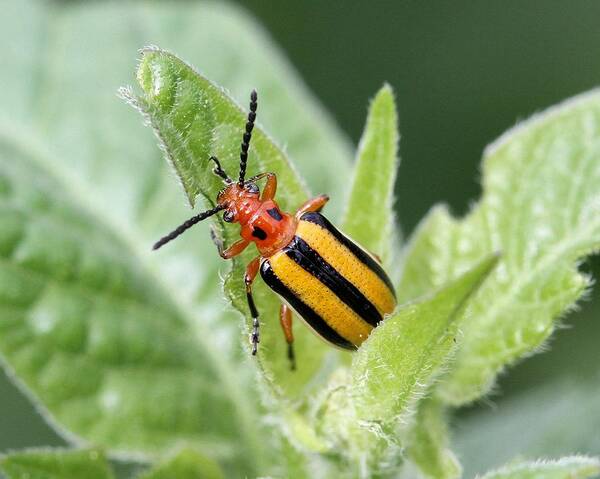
<box><xmin>209</xmin><ymin>156</ymin><xmax>232</xmax><ymax>184</ymax></box>
<box><xmin>153</xmin><ymin>204</ymin><xmax>226</xmax><ymax>250</ymax></box>
<box><xmin>238</xmin><ymin>89</ymin><xmax>258</xmax><ymax>186</ymax></box>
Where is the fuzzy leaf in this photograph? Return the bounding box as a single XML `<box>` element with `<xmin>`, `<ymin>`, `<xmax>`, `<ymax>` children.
<box><xmin>406</xmin><ymin>398</ymin><xmax>461</xmax><ymax>479</ymax></box>
<box><xmin>0</xmin><ymin>0</ymin><xmax>352</xmax><ymax>474</ymax></box>
<box><xmin>398</xmin><ymin>90</ymin><xmax>600</xmax><ymax>404</ymax></box>
<box><xmin>352</xmin><ymin>255</ymin><xmax>497</xmax><ymax>422</ymax></box>
<box><xmin>125</xmin><ymin>47</ymin><xmax>351</xmax><ymax>398</ymax></box>
<box><xmin>477</xmin><ymin>457</ymin><xmax>600</xmax><ymax>479</ymax></box>
<box><xmin>137</xmin><ymin>448</ymin><xmax>224</xmax><ymax>479</ymax></box>
<box><xmin>0</xmin><ymin>449</ymin><xmax>114</xmax><ymax>479</ymax></box>
<box><xmin>125</xmin><ymin>48</ymin><xmax>308</xmax><ymax>210</ymax></box>
<box><xmin>342</xmin><ymin>84</ymin><xmax>399</xmax><ymax>264</ymax></box>
<box><xmin>0</xmin><ymin>137</ymin><xmax>252</xmax><ymax>466</ymax></box>
<box><xmin>315</xmin><ymin>256</ymin><xmax>496</xmax><ymax>471</ymax></box>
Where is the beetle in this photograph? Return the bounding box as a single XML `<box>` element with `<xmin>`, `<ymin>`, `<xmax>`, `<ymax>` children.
<box><xmin>153</xmin><ymin>90</ymin><xmax>397</xmax><ymax>369</ymax></box>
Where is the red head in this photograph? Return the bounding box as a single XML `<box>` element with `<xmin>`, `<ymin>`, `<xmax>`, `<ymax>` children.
<box><xmin>216</xmin><ymin>178</ymin><xmax>261</xmax><ymax>224</ymax></box>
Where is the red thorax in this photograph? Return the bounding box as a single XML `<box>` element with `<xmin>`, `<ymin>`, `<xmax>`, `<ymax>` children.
<box><xmin>218</xmin><ymin>183</ymin><xmax>296</xmax><ymax>257</ymax></box>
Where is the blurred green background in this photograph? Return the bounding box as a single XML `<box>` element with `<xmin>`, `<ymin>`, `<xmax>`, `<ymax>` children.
<box><xmin>1</xmin><ymin>1</ymin><xmax>599</xmax><ymax>477</ymax></box>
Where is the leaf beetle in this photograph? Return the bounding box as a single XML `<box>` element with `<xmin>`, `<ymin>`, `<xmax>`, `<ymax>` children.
<box><xmin>153</xmin><ymin>91</ymin><xmax>397</xmax><ymax>369</ymax></box>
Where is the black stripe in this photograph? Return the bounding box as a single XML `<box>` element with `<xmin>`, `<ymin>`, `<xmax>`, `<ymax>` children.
<box><xmin>252</xmin><ymin>226</ymin><xmax>267</xmax><ymax>240</ymax></box>
<box><xmin>300</xmin><ymin>212</ymin><xmax>396</xmax><ymax>296</ymax></box>
<box><xmin>285</xmin><ymin>236</ymin><xmax>382</xmax><ymax>327</ymax></box>
<box><xmin>260</xmin><ymin>259</ymin><xmax>356</xmax><ymax>350</ymax></box>
<box><xmin>267</xmin><ymin>207</ymin><xmax>283</xmax><ymax>221</ymax></box>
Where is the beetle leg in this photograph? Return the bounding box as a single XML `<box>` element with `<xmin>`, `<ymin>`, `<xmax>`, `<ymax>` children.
<box><xmin>210</xmin><ymin>228</ymin><xmax>249</xmax><ymax>259</ymax></box>
<box><xmin>244</xmin><ymin>257</ymin><xmax>262</xmax><ymax>355</ymax></box>
<box><xmin>247</xmin><ymin>172</ymin><xmax>277</xmax><ymax>201</ymax></box>
<box><xmin>261</xmin><ymin>173</ymin><xmax>277</xmax><ymax>201</ymax></box>
<box><xmin>295</xmin><ymin>194</ymin><xmax>330</xmax><ymax>218</ymax></box>
<box><xmin>279</xmin><ymin>304</ymin><xmax>296</xmax><ymax>370</ymax></box>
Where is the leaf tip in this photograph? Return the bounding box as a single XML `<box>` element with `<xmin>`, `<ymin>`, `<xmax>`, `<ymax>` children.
<box><xmin>139</xmin><ymin>44</ymin><xmax>163</xmax><ymax>55</ymax></box>
<box><xmin>378</xmin><ymin>81</ymin><xmax>395</xmax><ymax>96</ymax></box>
<box><xmin>116</xmin><ymin>85</ymin><xmax>136</xmax><ymax>105</ymax></box>
<box><xmin>371</xmin><ymin>83</ymin><xmax>397</xmax><ymax>113</ymax></box>
<box><xmin>135</xmin><ymin>47</ymin><xmax>179</xmax><ymax>110</ymax></box>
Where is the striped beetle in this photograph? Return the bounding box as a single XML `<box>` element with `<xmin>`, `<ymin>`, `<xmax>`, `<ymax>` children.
<box><xmin>153</xmin><ymin>91</ymin><xmax>397</xmax><ymax>369</ymax></box>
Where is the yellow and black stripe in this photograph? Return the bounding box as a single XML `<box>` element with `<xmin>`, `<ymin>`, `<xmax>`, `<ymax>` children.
<box><xmin>260</xmin><ymin>212</ymin><xmax>396</xmax><ymax>349</ymax></box>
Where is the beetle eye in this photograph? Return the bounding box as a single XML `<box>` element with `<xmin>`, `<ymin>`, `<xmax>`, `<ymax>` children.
<box><xmin>245</xmin><ymin>182</ymin><xmax>259</xmax><ymax>194</ymax></box>
<box><xmin>223</xmin><ymin>211</ymin><xmax>235</xmax><ymax>223</ymax></box>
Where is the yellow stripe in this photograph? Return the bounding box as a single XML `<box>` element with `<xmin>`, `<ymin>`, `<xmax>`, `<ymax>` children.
<box><xmin>269</xmin><ymin>252</ymin><xmax>373</xmax><ymax>346</ymax></box>
<box><xmin>296</xmin><ymin>220</ymin><xmax>396</xmax><ymax>316</ymax></box>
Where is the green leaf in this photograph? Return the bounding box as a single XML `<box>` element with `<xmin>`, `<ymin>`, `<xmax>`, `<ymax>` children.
<box><xmin>397</xmin><ymin>90</ymin><xmax>600</xmax><ymax>405</ymax></box>
<box><xmin>124</xmin><ymin>47</ymin><xmax>346</xmax><ymax>398</ymax></box>
<box><xmin>352</xmin><ymin>255</ymin><xmax>497</xmax><ymax>423</ymax></box>
<box><xmin>136</xmin><ymin>448</ymin><xmax>224</xmax><ymax>479</ymax></box>
<box><xmin>125</xmin><ymin>47</ymin><xmax>308</xmax><ymax>210</ymax></box>
<box><xmin>406</xmin><ymin>398</ymin><xmax>461</xmax><ymax>479</ymax></box>
<box><xmin>0</xmin><ymin>0</ymin><xmax>352</xmax><ymax>473</ymax></box>
<box><xmin>0</xmin><ymin>449</ymin><xmax>114</xmax><ymax>479</ymax></box>
<box><xmin>315</xmin><ymin>256</ymin><xmax>496</xmax><ymax>471</ymax></box>
<box><xmin>342</xmin><ymin>84</ymin><xmax>400</xmax><ymax>264</ymax></box>
<box><xmin>0</xmin><ymin>137</ymin><xmax>251</xmax><ymax>467</ymax></box>
<box><xmin>477</xmin><ymin>457</ymin><xmax>600</xmax><ymax>479</ymax></box>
